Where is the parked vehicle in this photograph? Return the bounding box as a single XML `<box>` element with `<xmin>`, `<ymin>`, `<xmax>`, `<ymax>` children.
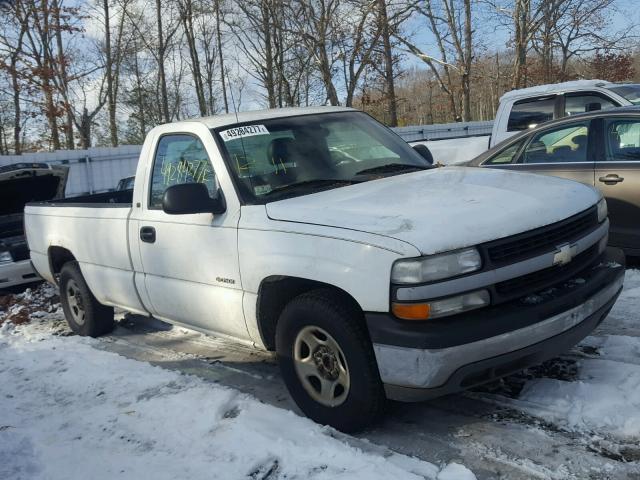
<box><xmin>116</xmin><ymin>175</ymin><xmax>135</xmax><ymax>191</ymax></box>
<box><xmin>0</xmin><ymin>163</ymin><xmax>68</xmax><ymax>289</ymax></box>
<box><xmin>412</xmin><ymin>80</ymin><xmax>640</xmax><ymax>165</ymax></box>
<box><xmin>469</xmin><ymin>106</ymin><xmax>640</xmax><ymax>256</ymax></box>
<box><xmin>24</xmin><ymin>107</ymin><xmax>624</xmax><ymax>431</ymax></box>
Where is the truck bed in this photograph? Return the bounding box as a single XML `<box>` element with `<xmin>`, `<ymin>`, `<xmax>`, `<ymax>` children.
<box><xmin>24</xmin><ymin>193</ymin><xmax>146</xmax><ymax>315</ymax></box>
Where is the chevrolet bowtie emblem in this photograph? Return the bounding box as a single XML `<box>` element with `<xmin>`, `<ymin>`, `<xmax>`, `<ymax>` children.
<box><xmin>553</xmin><ymin>243</ymin><xmax>578</xmax><ymax>266</ymax></box>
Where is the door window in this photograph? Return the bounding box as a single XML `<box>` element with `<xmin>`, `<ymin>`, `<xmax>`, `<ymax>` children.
<box><xmin>149</xmin><ymin>134</ymin><xmax>217</xmax><ymax>209</ymax></box>
<box><xmin>564</xmin><ymin>93</ymin><xmax>617</xmax><ymax>116</ymax></box>
<box><xmin>605</xmin><ymin>119</ymin><xmax>640</xmax><ymax>161</ymax></box>
<box><xmin>521</xmin><ymin>123</ymin><xmax>589</xmax><ymax>164</ymax></box>
<box><xmin>507</xmin><ymin>96</ymin><xmax>556</xmax><ymax>131</ymax></box>
<box><xmin>484</xmin><ymin>140</ymin><xmax>525</xmax><ymax>165</ymax></box>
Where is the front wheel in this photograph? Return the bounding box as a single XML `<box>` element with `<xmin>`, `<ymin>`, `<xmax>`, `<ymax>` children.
<box><xmin>276</xmin><ymin>289</ymin><xmax>386</xmax><ymax>432</ymax></box>
<box><xmin>59</xmin><ymin>262</ymin><xmax>114</xmax><ymax>337</ymax></box>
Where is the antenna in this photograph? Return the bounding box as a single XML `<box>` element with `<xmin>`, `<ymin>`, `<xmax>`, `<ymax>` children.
<box><xmin>226</xmin><ymin>65</ymin><xmax>240</xmax><ymax>123</ymax></box>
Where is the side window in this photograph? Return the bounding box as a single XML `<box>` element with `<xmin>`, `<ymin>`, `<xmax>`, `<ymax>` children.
<box><xmin>484</xmin><ymin>140</ymin><xmax>525</xmax><ymax>165</ymax></box>
<box><xmin>521</xmin><ymin>123</ymin><xmax>589</xmax><ymax>164</ymax></box>
<box><xmin>149</xmin><ymin>134</ymin><xmax>217</xmax><ymax>209</ymax></box>
<box><xmin>564</xmin><ymin>93</ymin><xmax>617</xmax><ymax>116</ymax></box>
<box><xmin>507</xmin><ymin>96</ymin><xmax>556</xmax><ymax>131</ymax></box>
<box><xmin>605</xmin><ymin>119</ymin><xmax>640</xmax><ymax>161</ymax></box>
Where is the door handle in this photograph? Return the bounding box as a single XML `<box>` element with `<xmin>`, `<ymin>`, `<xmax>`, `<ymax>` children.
<box><xmin>140</xmin><ymin>226</ymin><xmax>156</xmax><ymax>243</ymax></box>
<box><xmin>598</xmin><ymin>174</ymin><xmax>624</xmax><ymax>185</ymax></box>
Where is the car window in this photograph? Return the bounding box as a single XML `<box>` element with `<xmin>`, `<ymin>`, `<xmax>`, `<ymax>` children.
<box><xmin>507</xmin><ymin>96</ymin><xmax>556</xmax><ymax>131</ymax></box>
<box><xmin>605</xmin><ymin>119</ymin><xmax>640</xmax><ymax>161</ymax></box>
<box><xmin>607</xmin><ymin>84</ymin><xmax>640</xmax><ymax>105</ymax></box>
<box><xmin>484</xmin><ymin>140</ymin><xmax>525</xmax><ymax>165</ymax></box>
<box><xmin>221</xmin><ymin>118</ymin><xmax>402</xmax><ymax>182</ymax></box>
<box><xmin>149</xmin><ymin>134</ymin><xmax>217</xmax><ymax>209</ymax></box>
<box><xmin>564</xmin><ymin>93</ymin><xmax>617</xmax><ymax>116</ymax></box>
<box><xmin>521</xmin><ymin>123</ymin><xmax>589</xmax><ymax>164</ymax></box>
<box><xmin>214</xmin><ymin>111</ymin><xmax>425</xmax><ymax>202</ymax></box>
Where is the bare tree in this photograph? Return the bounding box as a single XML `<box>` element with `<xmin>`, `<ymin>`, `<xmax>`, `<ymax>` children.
<box><xmin>100</xmin><ymin>0</ymin><xmax>129</xmax><ymax>145</ymax></box>
<box><xmin>398</xmin><ymin>0</ymin><xmax>474</xmax><ymax>121</ymax></box>
<box><xmin>553</xmin><ymin>0</ymin><xmax>635</xmax><ymax>79</ymax></box>
<box><xmin>0</xmin><ymin>0</ymin><xmax>30</xmax><ymax>153</ymax></box>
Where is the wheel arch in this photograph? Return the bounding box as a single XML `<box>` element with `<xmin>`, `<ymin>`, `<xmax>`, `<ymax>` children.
<box><xmin>47</xmin><ymin>246</ymin><xmax>77</xmax><ymax>284</ymax></box>
<box><xmin>256</xmin><ymin>276</ymin><xmax>364</xmax><ymax>351</ymax></box>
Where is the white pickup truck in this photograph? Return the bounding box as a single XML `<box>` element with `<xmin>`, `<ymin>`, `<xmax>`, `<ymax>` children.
<box><xmin>25</xmin><ymin>106</ymin><xmax>624</xmax><ymax>432</ymax></box>
<box><xmin>415</xmin><ymin>80</ymin><xmax>640</xmax><ymax>165</ymax></box>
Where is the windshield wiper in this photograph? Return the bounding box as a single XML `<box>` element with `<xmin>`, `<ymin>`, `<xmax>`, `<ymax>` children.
<box><xmin>353</xmin><ymin>163</ymin><xmax>429</xmax><ymax>176</ymax></box>
<box><xmin>261</xmin><ymin>179</ymin><xmax>358</xmax><ymax>198</ymax></box>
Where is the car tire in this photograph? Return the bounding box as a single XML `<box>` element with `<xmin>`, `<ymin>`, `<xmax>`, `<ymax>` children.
<box><xmin>59</xmin><ymin>262</ymin><xmax>114</xmax><ymax>337</ymax></box>
<box><xmin>276</xmin><ymin>289</ymin><xmax>386</xmax><ymax>432</ymax></box>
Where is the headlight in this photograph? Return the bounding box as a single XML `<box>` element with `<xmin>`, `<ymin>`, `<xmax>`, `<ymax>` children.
<box><xmin>391</xmin><ymin>247</ymin><xmax>482</xmax><ymax>284</ymax></box>
<box><xmin>0</xmin><ymin>251</ymin><xmax>12</xmax><ymax>264</ymax></box>
<box><xmin>597</xmin><ymin>198</ymin><xmax>607</xmax><ymax>223</ymax></box>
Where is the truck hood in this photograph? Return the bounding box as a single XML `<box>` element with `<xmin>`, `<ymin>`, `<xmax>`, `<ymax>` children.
<box><xmin>0</xmin><ymin>163</ymin><xmax>68</xmax><ymax>218</ymax></box>
<box><xmin>1</xmin><ymin>163</ymin><xmax>68</xmax><ymax>244</ymax></box>
<box><xmin>265</xmin><ymin>167</ymin><xmax>600</xmax><ymax>255</ymax></box>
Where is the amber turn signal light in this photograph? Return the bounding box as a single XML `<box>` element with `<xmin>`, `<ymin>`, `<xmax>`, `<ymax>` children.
<box><xmin>391</xmin><ymin>302</ymin><xmax>430</xmax><ymax>320</ymax></box>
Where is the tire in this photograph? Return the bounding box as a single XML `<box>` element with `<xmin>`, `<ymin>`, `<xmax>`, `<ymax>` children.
<box><xmin>276</xmin><ymin>289</ymin><xmax>386</xmax><ymax>432</ymax></box>
<box><xmin>59</xmin><ymin>262</ymin><xmax>114</xmax><ymax>337</ymax></box>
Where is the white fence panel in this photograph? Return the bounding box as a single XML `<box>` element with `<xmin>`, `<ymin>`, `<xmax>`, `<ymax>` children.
<box><xmin>0</xmin><ymin>145</ymin><xmax>142</xmax><ymax>197</ymax></box>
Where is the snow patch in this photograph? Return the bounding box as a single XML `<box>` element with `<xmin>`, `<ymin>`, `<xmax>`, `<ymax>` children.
<box><xmin>0</xmin><ymin>314</ymin><xmax>471</xmax><ymax>480</ymax></box>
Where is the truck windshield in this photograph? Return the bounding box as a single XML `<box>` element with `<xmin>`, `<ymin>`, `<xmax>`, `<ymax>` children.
<box><xmin>608</xmin><ymin>84</ymin><xmax>640</xmax><ymax>105</ymax></box>
<box><xmin>212</xmin><ymin>111</ymin><xmax>429</xmax><ymax>202</ymax></box>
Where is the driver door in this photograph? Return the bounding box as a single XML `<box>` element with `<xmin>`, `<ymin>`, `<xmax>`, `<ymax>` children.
<box><xmin>133</xmin><ymin>132</ymin><xmax>248</xmax><ymax>340</ymax></box>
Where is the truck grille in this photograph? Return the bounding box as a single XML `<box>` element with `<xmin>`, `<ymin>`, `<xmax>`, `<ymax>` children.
<box><xmin>495</xmin><ymin>244</ymin><xmax>599</xmax><ymax>299</ymax></box>
<box><xmin>484</xmin><ymin>207</ymin><xmax>598</xmax><ymax>266</ymax></box>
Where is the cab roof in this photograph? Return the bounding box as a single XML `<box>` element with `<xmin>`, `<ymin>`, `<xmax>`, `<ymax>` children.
<box><xmin>500</xmin><ymin>80</ymin><xmax>615</xmax><ymax>102</ymax></box>
<box><xmin>184</xmin><ymin>106</ymin><xmax>356</xmax><ymax>130</ymax></box>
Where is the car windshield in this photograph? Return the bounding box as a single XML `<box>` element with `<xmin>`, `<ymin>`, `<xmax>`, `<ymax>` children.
<box><xmin>608</xmin><ymin>84</ymin><xmax>640</xmax><ymax>105</ymax></box>
<box><xmin>212</xmin><ymin>111</ymin><xmax>429</xmax><ymax>202</ymax></box>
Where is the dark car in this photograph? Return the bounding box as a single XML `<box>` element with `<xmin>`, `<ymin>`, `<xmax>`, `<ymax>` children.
<box><xmin>116</xmin><ymin>175</ymin><xmax>135</xmax><ymax>191</ymax></box>
<box><xmin>469</xmin><ymin>107</ymin><xmax>640</xmax><ymax>256</ymax></box>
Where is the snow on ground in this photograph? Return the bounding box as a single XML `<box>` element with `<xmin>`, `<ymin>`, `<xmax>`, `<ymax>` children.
<box><xmin>0</xmin><ymin>291</ymin><xmax>475</xmax><ymax>480</ymax></box>
<box><xmin>489</xmin><ymin>269</ymin><xmax>640</xmax><ymax>444</ymax></box>
<box><xmin>2</xmin><ymin>269</ymin><xmax>640</xmax><ymax>479</ymax></box>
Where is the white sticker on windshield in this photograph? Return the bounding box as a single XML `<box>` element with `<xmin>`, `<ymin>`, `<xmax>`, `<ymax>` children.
<box><xmin>220</xmin><ymin>125</ymin><xmax>269</xmax><ymax>142</ymax></box>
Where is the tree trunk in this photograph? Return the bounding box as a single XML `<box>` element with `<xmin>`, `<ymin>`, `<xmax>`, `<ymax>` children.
<box><xmin>155</xmin><ymin>0</ymin><xmax>170</xmax><ymax>122</ymax></box>
<box><xmin>378</xmin><ymin>0</ymin><xmax>397</xmax><ymax>126</ymax></box>
<box><xmin>134</xmin><ymin>53</ymin><xmax>146</xmax><ymax>138</ymax></box>
<box><xmin>79</xmin><ymin>108</ymin><xmax>91</xmax><ymax>149</ymax></box>
<box><xmin>215</xmin><ymin>0</ymin><xmax>228</xmax><ymax>113</ymax></box>
<box><xmin>52</xmin><ymin>0</ymin><xmax>74</xmax><ymax>149</ymax></box>
<box><xmin>462</xmin><ymin>0</ymin><xmax>472</xmax><ymax>121</ymax></box>
<box><xmin>182</xmin><ymin>0</ymin><xmax>207</xmax><ymax>116</ymax></box>
<box><xmin>11</xmin><ymin>66</ymin><xmax>22</xmax><ymax>154</ymax></box>
<box><xmin>512</xmin><ymin>0</ymin><xmax>530</xmax><ymax>89</ymax></box>
<box><xmin>261</xmin><ymin>2</ymin><xmax>276</xmax><ymax>108</ymax></box>
<box><xmin>103</xmin><ymin>0</ymin><xmax>118</xmax><ymax>145</ymax></box>
<box><xmin>40</xmin><ymin>0</ymin><xmax>61</xmax><ymax>149</ymax></box>
<box><xmin>318</xmin><ymin>42</ymin><xmax>339</xmax><ymax>105</ymax></box>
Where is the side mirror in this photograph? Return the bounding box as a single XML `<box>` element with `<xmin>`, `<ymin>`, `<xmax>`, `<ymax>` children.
<box><xmin>162</xmin><ymin>183</ymin><xmax>226</xmax><ymax>215</ymax></box>
<box><xmin>412</xmin><ymin>143</ymin><xmax>434</xmax><ymax>165</ymax></box>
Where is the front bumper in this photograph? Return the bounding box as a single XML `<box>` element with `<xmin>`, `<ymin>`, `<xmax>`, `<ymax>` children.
<box><xmin>0</xmin><ymin>259</ymin><xmax>41</xmax><ymax>289</ymax></box>
<box><xmin>369</xmin><ymin>247</ymin><xmax>625</xmax><ymax>401</ymax></box>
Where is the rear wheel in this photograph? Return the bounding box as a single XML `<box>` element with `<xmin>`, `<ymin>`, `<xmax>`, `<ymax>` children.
<box><xmin>59</xmin><ymin>262</ymin><xmax>114</xmax><ymax>337</ymax></box>
<box><xmin>276</xmin><ymin>289</ymin><xmax>386</xmax><ymax>432</ymax></box>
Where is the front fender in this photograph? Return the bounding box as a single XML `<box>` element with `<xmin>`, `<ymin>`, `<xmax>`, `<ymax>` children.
<box><xmin>238</xmin><ymin>229</ymin><xmax>406</xmax><ymax>313</ymax></box>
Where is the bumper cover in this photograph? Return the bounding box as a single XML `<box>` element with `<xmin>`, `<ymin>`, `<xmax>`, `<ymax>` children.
<box><xmin>0</xmin><ymin>259</ymin><xmax>40</xmax><ymax>288</ymax></box>
<box><xmin>370</xmin><ymin>247</ymin><xmax>625</xmax><ymax>401</ymax></box>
